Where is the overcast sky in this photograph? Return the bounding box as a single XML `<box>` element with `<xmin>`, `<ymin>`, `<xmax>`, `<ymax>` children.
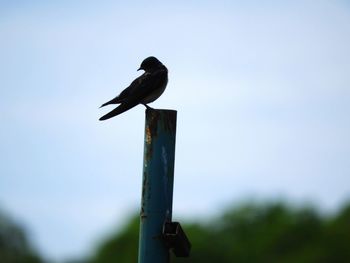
<box><xmin>1</xmin><ymin>1</ymin><xmax>350</xmax><ymax>261</ymax></box>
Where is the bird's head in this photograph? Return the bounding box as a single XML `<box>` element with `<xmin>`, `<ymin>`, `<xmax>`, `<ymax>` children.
<box><xmin>137</xmin><ymin>56</ymin><xmax>163</xmax><ymax>72</ymax></box>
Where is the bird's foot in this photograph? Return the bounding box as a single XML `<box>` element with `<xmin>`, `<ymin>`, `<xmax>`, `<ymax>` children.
<box><xmin>143</xmin><ymin>104</ymin><xmax>154</xmax><ymax>110</ymax></box>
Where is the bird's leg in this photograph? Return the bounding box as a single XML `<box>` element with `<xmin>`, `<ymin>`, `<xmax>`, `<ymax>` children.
<box><xmin>143</xmin><ymin>104</ymin><xmax>153</xmax><ymax>110</ymax></box>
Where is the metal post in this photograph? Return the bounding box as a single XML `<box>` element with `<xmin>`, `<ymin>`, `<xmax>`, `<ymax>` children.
<box><xmin>138</xmin><ymin>109</ymin><xmax>177</xmax><ymax>263</ymax></box>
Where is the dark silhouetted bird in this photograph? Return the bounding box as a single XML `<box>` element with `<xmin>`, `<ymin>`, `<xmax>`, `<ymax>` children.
<box><xmin>99</xmin><ymin>56</ymin><xmax>168</xmax><ymax>121</ymax></box>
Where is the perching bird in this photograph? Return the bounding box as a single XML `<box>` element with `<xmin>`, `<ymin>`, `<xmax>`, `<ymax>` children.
<box><xmin>99</xmin><ymin>56</ymin><xmax>168</xmax><ymax>121</ymax></box>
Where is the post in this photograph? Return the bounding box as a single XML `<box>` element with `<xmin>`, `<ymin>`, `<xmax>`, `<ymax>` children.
<box><xmin>138</xmin><ymin>109</ymin><xmax>177</xmax><ymax>263</ymax></box>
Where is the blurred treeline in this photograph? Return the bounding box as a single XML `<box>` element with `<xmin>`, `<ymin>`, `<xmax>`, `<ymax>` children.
<box><xmin>1</xmin><ymin>201</ymin><xmax>350</xmax><ymax>263</ymax></box>
<box><xmin>0</xmin><ymin>210</ymin><xmax>42</xmax><ymax>263</ymax></box>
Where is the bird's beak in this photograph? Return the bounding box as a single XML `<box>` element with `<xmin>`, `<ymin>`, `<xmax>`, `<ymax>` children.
<box><xmin>137</xmin><ymin>67</ymin><xmax>142</xmax><ymax>71</ymax></box>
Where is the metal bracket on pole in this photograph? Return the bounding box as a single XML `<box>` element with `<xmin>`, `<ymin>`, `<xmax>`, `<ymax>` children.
<box><xmin>162</xmin><ymin>221</ymin><xmax>191</xmax><ymax>257</ymax></box>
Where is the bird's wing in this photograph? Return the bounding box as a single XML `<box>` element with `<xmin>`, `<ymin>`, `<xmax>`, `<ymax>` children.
<box><xmin>126</xmin><ymin>68</ymin><xmax>167</xmax><ymax>100</ymax></box>
<box><xmin>99</xmin><ymin>96</ymin><xmax>120</xmax><ymax>108</ymax></box>
<box><xmin>99</xmin><ymin>73</ymin><xmax>149</xmax><ymax>108</ymax></box>
<box><xmin>99</xmin><ymin>100</ymin><xmax>140</xmax><ymax>120</ymax></box>
<box><xmin>99</xmin><ymin>69</ymin><xmax>167</xmax><ymax>120</ymax></box>
<box><xmin>116</xmin><ymin>73</ymin><xmax>149</xmax><ymax>102</ymax></box>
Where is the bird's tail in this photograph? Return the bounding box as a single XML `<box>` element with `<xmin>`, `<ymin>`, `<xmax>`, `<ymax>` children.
<box><xmin>99</xmin><ymin>101</ymin><xmax>139</xmax><ymax>121</ymax></box>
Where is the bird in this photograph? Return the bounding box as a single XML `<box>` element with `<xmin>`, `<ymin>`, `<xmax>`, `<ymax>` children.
<box><xmin>99</xmin><ymin>56</ymin><xmax>168</xmax><ymax>121</ymax></box>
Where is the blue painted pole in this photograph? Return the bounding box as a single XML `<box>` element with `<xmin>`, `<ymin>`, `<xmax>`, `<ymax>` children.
<box><xmin>138</xmin><ymin>109</ymin><xmax>177</xmax><ymax>263</ymax></box>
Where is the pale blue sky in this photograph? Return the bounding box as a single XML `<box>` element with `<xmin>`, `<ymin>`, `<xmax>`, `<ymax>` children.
<box><xmin>1</xmin><ymin>1</ymin><xmax>350</xmax><ymax>261</ymax></box>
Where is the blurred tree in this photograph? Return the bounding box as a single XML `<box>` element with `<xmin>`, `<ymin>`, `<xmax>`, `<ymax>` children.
<box><xmin>321</xmin><ymin>204</ymin><xmax>350</xmax><ymax>263</ymax></box>
<box><xmin>90</xmin><ymin>216</ymin><xmax>139</xmax><ymax>263</ymax></box>
<box><xmin>89</xmin><ymin>201</ymin><xmax>350</xmax><ymax>263</ymax></box>
<box><xmin>0</xmin><ymin>210</ymin><xmax>42</xmax><ymax>263</ymax></box>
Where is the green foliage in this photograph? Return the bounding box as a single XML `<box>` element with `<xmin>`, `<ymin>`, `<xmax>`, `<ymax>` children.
<box><xmin>89</xmin><ymin>202</ymin><xmax>350</xmax><ymax>263</ymax></box>
<box><xmin>2</xmin><ymin>202</ymin><xmax>349</xmax><ymax>263</ymax></box>
<box><xmin>321</xmin><ymin>204</ymin><xmax>350</xmax><ymax>262</ymax></box>
<box><xmin>90</xmin><ymin>216</ymin><xmax>140</xmax><ymax>263</ymax></box>
<box><xmin>0</xmin><ymin>210</ymin><xmax>42</xmax><ymax>263</ymax></box>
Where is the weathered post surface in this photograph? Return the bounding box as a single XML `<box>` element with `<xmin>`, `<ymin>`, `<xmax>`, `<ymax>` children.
<box><xmin>138</xmin><ymin>109</ymin><xmax>177</xmax><ymax>263</ymax></box>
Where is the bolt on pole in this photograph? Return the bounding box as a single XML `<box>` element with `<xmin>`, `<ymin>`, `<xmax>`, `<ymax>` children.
<box><xmin>138</xmin><ymin>109</ymin><xmax>177</xmax><ymax>263</ymax></box>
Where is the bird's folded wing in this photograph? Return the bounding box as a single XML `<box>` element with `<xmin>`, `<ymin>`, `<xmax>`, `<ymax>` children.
<box><xmin>99</xmin><ymin>100</ymin><xmax>140</xmax><ymax>120</ymax></box>
<box><xmin>99</xmin><ymin>69</ymin><xmax>167</xmax><ymax>121</ymax></box>
<box><xmin>114</xmin><ymin>69</ymin><xmax>166</xmax><ymax>106</ymax></box>
<box><xmin>132</xmin><ymin>69</ymin><xmax>167</xmax><ymax>97</ymax></box>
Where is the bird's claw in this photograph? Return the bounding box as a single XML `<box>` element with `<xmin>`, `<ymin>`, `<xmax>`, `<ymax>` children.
<box><xmin>143</xmin><ymin>104</ymin><xmax>153</xmax><ymax>110</ymax></box>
